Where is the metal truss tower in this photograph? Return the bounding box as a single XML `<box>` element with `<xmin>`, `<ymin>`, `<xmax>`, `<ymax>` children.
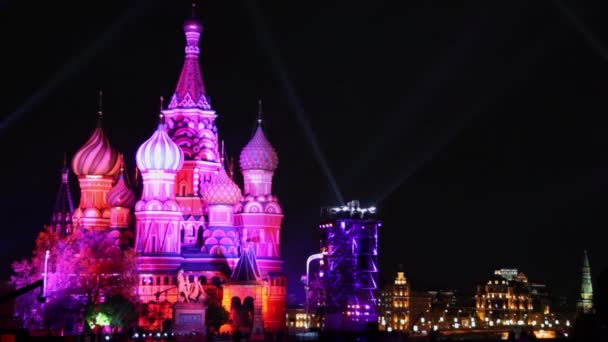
<box><xmin>316</xmin><ymin>200</ymin><xmax>381</xmax><ymax>332</ymax></box>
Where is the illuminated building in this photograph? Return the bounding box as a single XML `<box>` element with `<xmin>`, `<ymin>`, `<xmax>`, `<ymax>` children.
<box><xmin>310</xmin><ymin>200</ymin><xmax>380</xmax><ymax>332</ymax></box>
<box><xmin>34</xmin><ymin>4</ymin><xmax>287</xmax><ymax>335</ymax></box>
<box><xmin>494</xmin><ymin>269</ymin><xmax>518</xmax><ymax>281</ymax></box>
<box><xmin>378</xmin><ymin>268</ymin><xmax>410</xmax><ymax>332</ymax></box>
<box><xmin>475</xmin><ymin>273</ymin><xmax>533</xmax><ymax>323</ymax></box>
<box><xmin>576</xmin><ymin>250</ymin><xmax>594</xmax><ymax>315</ymax></box>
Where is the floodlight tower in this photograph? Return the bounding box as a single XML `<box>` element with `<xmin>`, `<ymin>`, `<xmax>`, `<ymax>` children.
<box><xmin>317</xmin><ymin>200</ymin><xmax>381</xmax><ymax>332</ymax></box>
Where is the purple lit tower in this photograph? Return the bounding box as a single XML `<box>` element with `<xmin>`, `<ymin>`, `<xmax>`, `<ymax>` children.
<box><xmin>316</xmin><ymin>200</ymin><xmax>380</xmax><ymax>332</ymax></box>
<box><xmin>233</xmin><ymin>102</ymin><xmax>286</xmax><ymax>332</ymax></box>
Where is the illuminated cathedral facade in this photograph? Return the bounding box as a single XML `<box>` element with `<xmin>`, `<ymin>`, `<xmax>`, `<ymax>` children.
<box><xmin>67</xmin><ymin>7</ymin><xmax>286</xmax><ymax>334</ymax></box>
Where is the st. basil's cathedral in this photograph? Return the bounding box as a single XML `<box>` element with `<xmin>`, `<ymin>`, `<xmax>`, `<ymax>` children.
<box><xmin>50</xmin><ymin>5</ymin><xmax>287</xmax><ymax>334</ymax></box>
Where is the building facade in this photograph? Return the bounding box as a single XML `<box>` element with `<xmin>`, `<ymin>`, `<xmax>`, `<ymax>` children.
<box><xmin>378</xmin><ymin>270</ymin><xmax>410</xmax><ymax>332</ymax></box>
<box><xmin>66</xmin><ymin>6</ymin><xmax>286</xmax><ymax>335</ymax></box>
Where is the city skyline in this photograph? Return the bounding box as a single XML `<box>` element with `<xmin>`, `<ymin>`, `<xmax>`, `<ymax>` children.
<box><xmin>1</xmin><ymin>1</ymin><xmax>608</xmax><ymax>305</ymax></box>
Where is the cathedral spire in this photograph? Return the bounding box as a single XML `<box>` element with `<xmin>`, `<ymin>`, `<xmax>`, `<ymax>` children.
<box><xmin>257</xmin><ymin>99</ymin><xmax>263</xmax><ymax>126</ymax></box>
<box><xmin>50</xmin><ymin>156</ymin><xmax>75</xmax><ymax>237</ymax></box>
<box><xmin>168</xmin><ymin>2</ymin><xmax>210</xmax><ymax>110</ymax></box>
<box><xmin>97</xmin><ymin>90</ymin><xmax>104</xmax><ymax>125</ymax></box>
<box><xmin>577</xmin><ymin>249</ymin><xmax>594</xmax><ymax>315</ymax></box>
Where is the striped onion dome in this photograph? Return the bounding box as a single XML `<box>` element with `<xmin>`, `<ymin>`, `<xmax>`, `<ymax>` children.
<box><xmin>136</xmin><ymin>117</ymin><xmax>184</xmax><ymax>172</ymax></box>
<box><xmin>108</xmin><ymin>166</ymin><xmax>136</xmax><ymax>208</ymax></box>
<box><xmin>239</xmin><ymin>126</ymin><xmax>278</xmax><ymax>171</ymax></box>
<box><xmin>72</xmin><ymin>121</ymin><xmax>121</xmax><ymax>177</ymax></box>
<box><xmin>202</xmin><ymin>164</ymin><xmax>242</xmax><ymax>205</ymax></box>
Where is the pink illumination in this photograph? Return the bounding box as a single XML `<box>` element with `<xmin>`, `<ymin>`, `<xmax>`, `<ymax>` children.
<box><xmin>168</xmin><ymin>15</ymin><xmax>209</xmax><ymax>110</ymax></box>
<box><xmin>108</xmin><ymin>173</ymin><xmax>136</xmax><ymax>208</ymax></box>
<box><xmin>72</xmin><ymin>124</ymin><xmax>120</xmax><ymax>177</ymax></box>
<box><xmin>239</xmin><ymin>126</ymin><xmax>279</xmax><ymax>172</ymax></box>
<box><xmin>136</xmin><ymin>122</ymin><xmax>184</xmax><ymax>173</ymax></box>
<box><xmin>202</xmin><ymin>165</ymin><xmax>242</xmax><ymax>205</ymax></box>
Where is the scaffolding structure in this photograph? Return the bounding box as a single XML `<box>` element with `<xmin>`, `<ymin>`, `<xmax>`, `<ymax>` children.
<box><xmin>315</xmin><ymin>200</ymin><xmax>381</xmax><ymax>332</ymax></box>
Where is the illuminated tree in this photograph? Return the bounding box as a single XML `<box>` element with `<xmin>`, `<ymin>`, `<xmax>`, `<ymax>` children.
<box><xmin>85</xmin><ymin>294</ymin><xmax>138</xmax><ymax>333</ymax></box>
<box><xmin>49</xmin><ymin>230</ymin><xmax>137</xmax><ymax>309</ymax></box>
<box><xmin>11</xmin><ymin>228</ymin><xmax>138</xmax><ymax>331</ymax></box>
<box><xmin>10</xmin><ymin>225</ymin><xmax>62</xmax><ymax>328</ymax></box>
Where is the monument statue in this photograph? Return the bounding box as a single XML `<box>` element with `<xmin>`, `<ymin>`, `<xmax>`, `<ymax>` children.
<box><xmin>189</xmin><ymin>277</ymin><xmax>207</xmax><ymax>303</ymax></box>
<box><xmin>177</xmin><ymin>269</ymin><xmax>190</xmax><ymax>302</ymax></box>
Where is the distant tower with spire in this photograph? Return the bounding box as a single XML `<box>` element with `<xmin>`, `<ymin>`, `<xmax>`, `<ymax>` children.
<box><xmin>49</xmin><ymin>155</ymin><xmax>75</xmax><ymax>237</ymax></box>
<box><xmin>577</xmin><ymin>250</ymin><xmax>594</xmax><ymax>315</ymax></box>
<box><xmin>71</xmin><ymin>91</ymin><xmax>121</xmax><ymax>231</ymax></box>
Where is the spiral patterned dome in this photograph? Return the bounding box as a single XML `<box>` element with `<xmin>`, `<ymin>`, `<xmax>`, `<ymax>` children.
<box><xmin>202</xmin><ymin>165</ymin><xmax>242</xmax><ymax>205</ymax></box>
<box><xmin>72</xmin><ymin>123</ymin><xmax>121</xmax><ymax>177</ymax></box>
<box><xmin>136</xmin><ymin>121</ymin><xmax>184</xmax><ymax>172</ymax></box>
<box><xmin>108</xmin><ymin>171</ymin><xmax>136</xmax><ymax>208</ymax></box>
<box><xmin>239</xmin><ymin>126</ymin><xmax>278</xmax><ymax>171</ymax></box>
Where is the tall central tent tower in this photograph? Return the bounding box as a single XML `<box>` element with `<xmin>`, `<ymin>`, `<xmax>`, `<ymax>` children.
<box><xmin>131</xmin><ymin>4</ymin><xmax>287</xmax><ymax>334</ymax></box>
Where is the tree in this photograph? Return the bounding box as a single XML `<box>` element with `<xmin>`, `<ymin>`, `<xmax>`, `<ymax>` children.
<box><xmin>206</xmin><ymin>299</ymin><xmax>230</xmax><ymax>333</ymax></box>
<box><xmin>10</xmin><ymin>225</ymin><xmax>62</xmax><ymax>329</ymax></box>
<box><xmin>85</xmin><ymin>294</ymin><xmax>138</xmax><ymax>333</ymax></box>
<box><xmin>11</xmin><ymin>228</ymin><xmax>138</xmax><ymax>331</ymax></box>
<box><xmin>49</xmin><ymin>230</ymin><xmax>137</xmax><ymax>311</ymax></box>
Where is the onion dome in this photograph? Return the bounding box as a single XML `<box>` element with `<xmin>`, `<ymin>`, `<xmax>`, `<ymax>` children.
<box><xmin>240</xmin><ymin>101</ymin><xmax>279</xmax><ymax>171</ymax></box>
<box><xmin>202</xmin><ymin>164</ymin><xmax>242</xmax><ymax>205</ymax></box>
<box><xmin>108</xmin><ymin>159</ymin><xmax>136</xmax><ymax>208</ymax></box>
<box><xmin>72</xmin><ymin>92</ymin><xmax>121</xmax><ymax>177</ymax></box>
<box><xmin>136</xmin><ymin>115</ymin><xmax>184</xmax><ymax>172</ymax></box>
<box><xmin>239</xmin><ymin>125</ymin><xmax>278</xmax><ymax>171</ymax></box>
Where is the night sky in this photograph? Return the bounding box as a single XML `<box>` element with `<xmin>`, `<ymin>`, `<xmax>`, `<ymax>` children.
<box><xmin>1</xmin><ymin>1</ymin><xmax>608</xmax><ymax>306</ymax></box>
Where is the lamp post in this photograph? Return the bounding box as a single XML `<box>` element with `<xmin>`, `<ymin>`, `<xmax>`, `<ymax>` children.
<box><xmin>305</xmin><ymin>252</ymin><xmax>326</xmax><ymax>329</ymax></box>
<box><xmin>43</xmin><ymin>250</ymin><xmax>50</xmax><ymax>297</ymax></box>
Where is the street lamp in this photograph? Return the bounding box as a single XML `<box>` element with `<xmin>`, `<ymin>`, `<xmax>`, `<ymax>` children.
<box><xmin>305</xmin><ymin>252</ymin><xmax>326</xmax><ymax>329</ymax></box>
<box><xmin>43</xmin><ymin>250</ymin><xmax>50</xmax><ymax>297</ymax></box>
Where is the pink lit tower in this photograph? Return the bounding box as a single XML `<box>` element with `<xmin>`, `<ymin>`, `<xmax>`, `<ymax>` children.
<box><xmin>162</xmin><ymin>3</ymin><xmax>220</xmax><ymax>228</ymax></box>
<box><xmin>234</xmin><ymin>102</ymin><xmax>286</xmax><ymax>332</ymax></box>
<box><xmin>71</xmin><ymin>92</ymin><xmax>121</xmax><ymax>231</ymax></box>
<box><xmin>135</xmin><ymin>110</ymin><xmax>184</xmax><ymax>261</ymax></box>
<box><xmin>131</xmin><ymin>4</ymin><xmax>287</xmax><ymax>334</ymax></box>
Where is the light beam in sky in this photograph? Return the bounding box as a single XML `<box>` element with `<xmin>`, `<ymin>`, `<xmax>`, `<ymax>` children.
<box><xmin>554</xmin><ymin>0</ymin><xmax>608</xmax><ymax>61</ymax></box>
<box><xmin>241</xmin><ymin>0</ymin><xmax>345</xmax><ymax>205</ymax></box>
<box><xmin>0</xmin><ymin>1</ymin><xmax>147</xmax><ymax>135</ymax></box>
